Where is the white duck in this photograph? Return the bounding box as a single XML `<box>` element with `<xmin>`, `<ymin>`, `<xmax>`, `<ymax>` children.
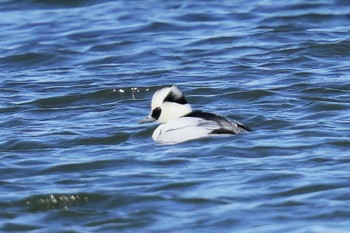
<box><xmin>139</xmin><ymin>86</ymin><xmax>250</xmax><ymax>144</ymax></box>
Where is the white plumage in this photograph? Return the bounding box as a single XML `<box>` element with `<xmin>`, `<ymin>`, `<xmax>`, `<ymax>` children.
<box><xmin>139</xmin><ymin>86</ymin><xmax>250</xmax><ymax>144</ymax></box>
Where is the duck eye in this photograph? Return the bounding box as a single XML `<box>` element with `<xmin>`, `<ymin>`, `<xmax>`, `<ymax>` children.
<box><xmin>151</xmin><ymin>107</ymin><xmax>162</xmax><ymax>120</ymax></box>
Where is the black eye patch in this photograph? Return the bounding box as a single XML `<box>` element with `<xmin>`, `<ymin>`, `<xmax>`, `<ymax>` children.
<box><xmin>163</xmin><ymin>90</ymin><xmax>188</xmax><ymax>104</ymax></box>
<box><xmin>151</xmin><ymin>107</ymin><xmax>162</xmax><ymax>120</ymax></box>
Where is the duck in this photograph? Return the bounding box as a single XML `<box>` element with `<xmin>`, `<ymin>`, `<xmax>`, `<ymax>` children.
<box><xmin>139</xmin><ymin>85</ymin><xmax>251</xmax><ymax>144</ymax></box>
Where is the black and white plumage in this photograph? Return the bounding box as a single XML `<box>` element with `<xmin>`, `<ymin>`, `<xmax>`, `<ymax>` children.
<box><xmin>139</xmin><ymin>86</ymin><xmax>251</xmax><ymax>144</ymax></box>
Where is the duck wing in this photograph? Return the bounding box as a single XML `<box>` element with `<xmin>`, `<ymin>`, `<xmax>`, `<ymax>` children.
<box><xmin>152</xmin><ymin>111</ymin><xmax>250</xmax><ymax>144</ymax></box>
<box><xmin>152</xmin><ymin>117</ymin><xmax>219</xmax><ymax>144</ymax></box>
<box><xmin>185</xmin><ymin>111</ymin><xmax>251</xmax><ymax>134</ymax></box>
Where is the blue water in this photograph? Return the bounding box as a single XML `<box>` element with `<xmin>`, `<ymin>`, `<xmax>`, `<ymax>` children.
<box><xmin>1</xmin><ymin>0</ymin><xmax>350</xmax><ymax>232</ymax></box>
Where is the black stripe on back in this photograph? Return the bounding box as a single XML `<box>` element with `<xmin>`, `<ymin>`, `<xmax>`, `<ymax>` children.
<box><xmin>185</xmin><ymin>111</ymin><xmax>251</xmax><ymax>134</ymax></box>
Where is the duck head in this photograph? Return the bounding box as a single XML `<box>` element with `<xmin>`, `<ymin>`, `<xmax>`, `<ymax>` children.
<box><xmin>139</xmin><ymin>85</ymin><xmax>192</xmax><ymax>124</ymax></box>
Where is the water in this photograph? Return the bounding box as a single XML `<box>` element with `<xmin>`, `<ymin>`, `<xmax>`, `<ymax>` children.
<box><xmin>1</xmin><ymin>0</ymin><xmax>350</xmax><ymax>232</ymax></box>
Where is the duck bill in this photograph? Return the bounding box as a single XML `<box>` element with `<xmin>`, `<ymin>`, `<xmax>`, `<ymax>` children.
<box><xmin>138</xmin><ymin>115</ymin><xmax>156</xmax><ymax>124</ymax></box>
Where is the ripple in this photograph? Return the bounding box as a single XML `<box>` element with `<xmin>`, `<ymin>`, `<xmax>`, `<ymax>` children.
<box><xmin>1</xmin><ymin>0</ymin><xmax>350</xmax><ymax>232</ymax></box>
<box><xmin>1</xmin><ymin>222</ymin><xmax>41</xmax><ymax>232</ymax></box>
<box><xmin>1</xmin><ymin>138</ymin><xmax>50</xmax><ymax>151</ymax></box>
<box><xmin>275</xmin><ymin>183</ymin><xmax>346</xmax><ymax>198</ymax></box>
<box><xmin>0</xmin><ymin>52</ymin><xmax>55</xmax><ymax>69</ymax></box>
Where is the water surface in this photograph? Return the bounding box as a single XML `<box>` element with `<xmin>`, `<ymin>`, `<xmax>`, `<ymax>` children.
<box><xmin>1</xmin><ymin>0</ymin><xmax>350</xmax><ymax>232</ymax></box>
